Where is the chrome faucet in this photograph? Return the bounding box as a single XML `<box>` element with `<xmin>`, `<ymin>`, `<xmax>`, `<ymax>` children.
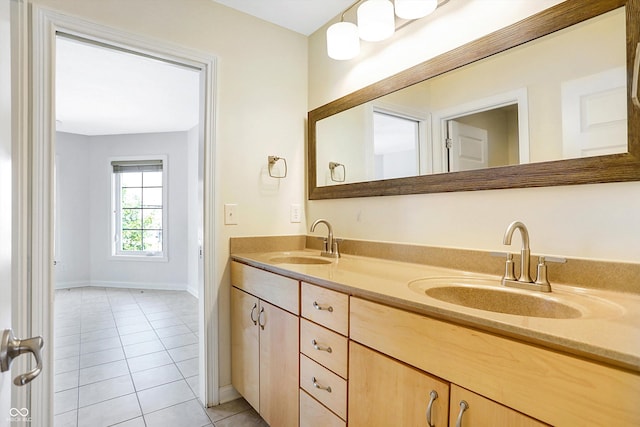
<box><xmin>503</xmin><ymin>221</ymin><xmax>532</xmax><ymax>284</ymax></box>
<box><xmin>310</xmin><ymin>219</ymin><xmax>340</xmax><ymax>258</ymax></box>
<box><xmin>500</xmin><ymin>221</ymin><xmax>566</xmax><ymax>292</ymax></box>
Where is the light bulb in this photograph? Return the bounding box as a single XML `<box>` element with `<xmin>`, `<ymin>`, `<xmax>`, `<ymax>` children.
<box><xmin>357</xmin><ymin>0</ymin><xmax>395</xmax><ymax>42</ymax></box>
<box><xmin>394</xmin><ymin>0</ymin><xmax>438</xmax><ymax>20</ymax></box>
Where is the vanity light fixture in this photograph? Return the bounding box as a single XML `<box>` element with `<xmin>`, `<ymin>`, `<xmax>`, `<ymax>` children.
<box><xmin>394</xmin><ymin>0</ymin><xmax>437</xmax><ymax>19</ymax></box>
<box><xmin>357</xmin><ymin>0</ymin><xmax>395</xmax><ymax>42</ymax></box>
<box><xmin>326</xmin><ymin>0</ymin><xmax>447</xmax><ymax>60</ymax></box>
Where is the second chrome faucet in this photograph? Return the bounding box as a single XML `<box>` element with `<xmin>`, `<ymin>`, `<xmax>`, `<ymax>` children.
<box><xmin>310</xmin><ymin>219</ymin><xmax>340</xmax><ymax>258</ymax></box>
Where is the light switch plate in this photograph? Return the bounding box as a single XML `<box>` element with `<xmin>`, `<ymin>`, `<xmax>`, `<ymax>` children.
<box><xmin>224</xmin><ymin>203</ymin><xmax>238</xmax><ymax>225</ymax></box>
<box><xmin>290</xmin><ymin>204</ymin><xmax>302</xmax><ymax>223</ymax></box>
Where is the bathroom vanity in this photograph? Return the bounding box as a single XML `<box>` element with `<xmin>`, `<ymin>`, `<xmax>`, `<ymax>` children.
<box><xmin>230</xmin><ymin>247</ymin><xmax>640</xmax><ymax>426</ymax></box>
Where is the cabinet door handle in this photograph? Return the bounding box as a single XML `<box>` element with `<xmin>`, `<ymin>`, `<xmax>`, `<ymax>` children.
<box><xmin>258</xmin><ymin>307</ymin><xmax>265</xmax><ymax>330</ymax></box>
<box><xmin>250</xmin><ymin>303</ymin><xmax>258</xmax><ymax>325</ymax></box>
<box><xmin>312</xmin><ymin>376</ymin><xmax>332</xmax><ymax>393</ymax></box>
<box><xmin>426</xmin><ymin>390</ymin><xmax>438</xmax><ymax>427</ymax></box>
<box><xmin>455</xmin><ymin>400</ymin><xmax>469</xmax><ymax>427</ymax></box>
<box><xmin>311</xmin><ymin>339</ymin><xmax>332</xmax><ymax>353</ymax></box>
<box><xmin>312</xmin><ymin>301</ymin><xmax>333</xmax><ymax>312</ymax></box>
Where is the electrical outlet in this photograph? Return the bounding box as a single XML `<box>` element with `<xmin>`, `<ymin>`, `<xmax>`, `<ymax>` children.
<box><xmin>290</xmin><ymin>204</ymin><xmax>302</xmax><ymax>223</ymax></box>
<box><xmin>224</xmin><ymin>203</ymin><xmax>238</xmax><ymax>225</ymax></box>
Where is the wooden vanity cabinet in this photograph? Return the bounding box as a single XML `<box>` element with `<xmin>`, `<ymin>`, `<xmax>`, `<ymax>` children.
<box><xmin>348</xmin><ymin>341</ymin><xmax>450</xmax><ymax>427</ymax></box>
<box><xmin>350</xmin><ymin>296</ymin><xmax>640</xmax><ymax>426</ymax></box>
<box><xmin>230</xmin><ymin>262</ymin><xmax>300</xmax><ymax>427</ymax></box>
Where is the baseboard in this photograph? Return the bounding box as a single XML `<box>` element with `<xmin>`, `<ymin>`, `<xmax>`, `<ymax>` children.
<box><xmin>218</xmin><ymin>384</ymin><xmax>241</xmax><ymax>404</ymax></box>
<box><xmin>55</xmin><ymin>281</ymin><xmax>188</xmax><ymax>292</ymax></box>
<box><xmin>55</xmin><ymin>281</ymin><xmax>90</xmax><ymax>289</ymax></box>
<box><xmin>187</xmin><ymin>285</ymin><xmax>199</xmax><ymax>299</ymax></box>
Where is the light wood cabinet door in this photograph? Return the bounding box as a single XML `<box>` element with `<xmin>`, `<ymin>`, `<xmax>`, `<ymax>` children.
<box><xmin>349</xmin><ymin>342</ymin><xmax>450</xmax><ymax>427</ymax></box>
<box><xmin>449</xmin><ymin>385</ymin><xmax>549</xmax><ymax>427</ymax></box>
<box><xmin>231</xmin><ymin>287</ymin><xmax>260</xmax><ymax>411</ymax></box>
<box><xmin>259</xmin><ymin>300</ymin><xmax>300</xmax><ymax>427</ymax></box>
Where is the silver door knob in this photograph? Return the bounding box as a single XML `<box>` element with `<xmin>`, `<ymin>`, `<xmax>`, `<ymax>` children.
<box><xmin>0</xmin><ymin>329</ymin><xmax>44</xmax><ymax>386</ymax></box>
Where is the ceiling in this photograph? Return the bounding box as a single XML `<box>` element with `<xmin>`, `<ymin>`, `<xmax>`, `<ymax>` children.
<box><xmin>56</xmin><ymin>36</ymin><xmax>201</xmax><ymax>136</ymax></box>
<box><xmin>56</xmin><ymin>2</ymin><xmax>349</xmax><ymax>136</ymax></box>
<box><xmin>211</xmin><ymin>0</ymin><xmax>354</xmax><ymax>35</ymax></box>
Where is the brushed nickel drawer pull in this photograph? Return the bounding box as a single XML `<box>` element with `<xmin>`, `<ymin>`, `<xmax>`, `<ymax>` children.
<box><xmin>311</xmin><ymin>339</ymin><xmax>333</xmax><ymax>353</ymax></box>
<box><xmin>313</xmin><ymin>301</ymin><xmax>333</xmax><ymax>312</ymax></box>
<box><xmin>455</xmin><ymin>400</ymin><xmax>469</xmax><ymax>427</ymax></box>
<box><xmin>426</xmin><ymin>390</ymin><xmax>438</xmax><ymax>427</ymax></box>
<box><xmin>312</xmin><ymin>376</ymin><xmax>332</xmax><ymax>393</ymax></box>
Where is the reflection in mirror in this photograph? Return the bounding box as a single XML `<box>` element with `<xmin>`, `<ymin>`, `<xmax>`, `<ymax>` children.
<box><xmin>315</xmin><ymin>6</ymin><xmax>627</xmax><ymax>187</ymax></box>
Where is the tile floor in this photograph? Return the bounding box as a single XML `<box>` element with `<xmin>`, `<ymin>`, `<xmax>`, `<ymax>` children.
<box><xmin>54</xmin><ymin>286</ymin><xmax>267</xmax><ymax>427</ymax></box>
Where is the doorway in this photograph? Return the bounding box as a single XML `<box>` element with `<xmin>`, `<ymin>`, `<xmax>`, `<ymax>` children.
<box><xmin>26</xmin><ymin>8</ymin><xmax>218</xmax><ymax>424</ymax></box>
<box><xmin>53</xmin><ymin>34</ymin><xmax>207</xmax><ymax>425</ymax></box>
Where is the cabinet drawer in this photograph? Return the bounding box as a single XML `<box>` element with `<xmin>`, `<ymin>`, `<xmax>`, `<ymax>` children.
<box><xmin>300</xmin><ymin>319</ymin><xmax>348</xmax><ymax>378</ymax></box>
<box><xmin>300</xmin><ymin>354</ymin><xmax>347</xmax><ymax>420</ymax></box>
<box><xmin>301</xmin><ymin>282</ymin><xmax>348</xmax><ymax>335</ymax></box>
<box><xmin>231</xmin><ymin>261</ymin><xmax>299</xmax><ymax>315</ymax></box>
<box><xmin>300</xmin><ymin>389</ymin><xmax>346</xmax><ymax>427</ymax></box>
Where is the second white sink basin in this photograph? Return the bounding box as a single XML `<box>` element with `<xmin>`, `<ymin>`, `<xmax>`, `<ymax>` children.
<box><xmin>408</xmin><ymin>277</ymin><xmax>606</xmax><ymax>319</ymax></box>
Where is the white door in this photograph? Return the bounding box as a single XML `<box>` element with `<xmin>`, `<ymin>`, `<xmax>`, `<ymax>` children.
<box><xmin>447</xmin><ymin>120</ymin><xmax>489</xmax><ymax>172</ymax></box>
<box><xmin>561</xmin><ymin>67</ymin><xmax>627</xmax><ymax>158</ymax></box>
<box><xmin>0</xmin><ymin>0</ymin><xmax>14</xmax><ymax>423</ymax></box>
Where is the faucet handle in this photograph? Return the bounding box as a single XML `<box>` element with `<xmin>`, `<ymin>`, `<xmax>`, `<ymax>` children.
<box><xmin>314</xmin><ymin>236</ymin><xmax>329</xmax><ymax>252</ymax></box>
<box><xmin>491</xmin><ymin>252</ymin><xmax>516</xmax><ymax>280</ymax></box>
<box><xmin>534</xmin><ymin>256</ymin><xmax>567</xmax><ymax>288</ymax></box>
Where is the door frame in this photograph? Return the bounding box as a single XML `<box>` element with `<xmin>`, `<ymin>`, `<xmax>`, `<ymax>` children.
<box><xmin>431</xmin><ymin>88</ymin><xmax>530</xmax><ymax>173</ymax></box>
<box><xmin>24</xmin><ymin>6</ymin><xmax>219</xmax><ymax>424</ymax></box>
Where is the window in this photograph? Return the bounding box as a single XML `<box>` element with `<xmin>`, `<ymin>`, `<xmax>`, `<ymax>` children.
<box><xmin>372</xmin><ymin>110</ymin><xmax>421</xmax><ymax>180</ymax></box>
<box><xmin>112</xmin><ymin>158</ymin><xmax>166</xmax><ymax>258</ymax></box>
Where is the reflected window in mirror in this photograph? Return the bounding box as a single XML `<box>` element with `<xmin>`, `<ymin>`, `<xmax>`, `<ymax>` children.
<box><xmin>373</xmin><ymin>110</ymin><xmax>422</xmax><ymax>180</ymax></box>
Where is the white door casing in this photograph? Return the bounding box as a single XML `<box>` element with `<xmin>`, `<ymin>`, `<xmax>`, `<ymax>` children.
<box><xmin>447</xmin><ymin>120</ymin><xmax>489</xmax><ymax>172</ymax></box>
<box><xmin>1</xmin><ymin>0</ymin><xmax>13</xmax><ymax>423</ymax></box>
<box><xmin>28</xmin><ymin>7</ymin><xmax>219</xmax><ymax>425</ymax></box>
<box><xmin>432</xmin><ymin>88</ymin><xmax>530</xmax><ymax>173</ymax></box>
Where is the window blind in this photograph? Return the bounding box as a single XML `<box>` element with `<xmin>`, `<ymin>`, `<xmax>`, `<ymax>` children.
<box><xmin>111</xmin><ymin>159</ymin><xmax>163</xmax><ymax>173</ymax></box>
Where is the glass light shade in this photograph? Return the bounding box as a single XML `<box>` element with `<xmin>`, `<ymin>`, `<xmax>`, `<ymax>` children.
<box><xmin>326</xmin><ymin>22</ymin><xmax>361</xmax><ymax>60</ymax></box>
<box><xmin>357</xmin><ymin>0</ymin><xmax>395</xmax><ymax>42</ymax></box>
<box><xmin>394</xmin><ymin>0</ymin><xmax>438</xmax><ymax>20</ymax></box>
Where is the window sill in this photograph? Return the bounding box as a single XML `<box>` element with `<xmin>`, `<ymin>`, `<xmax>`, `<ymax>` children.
<box><xmin>110</xmin><ymin>254</ymin><xmax>168</xmax><ymax>263</ymax></box>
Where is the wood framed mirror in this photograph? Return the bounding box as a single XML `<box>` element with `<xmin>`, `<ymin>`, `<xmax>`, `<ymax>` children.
<box><xmin>308</xmin><ymin>0</ymin><xmax>640</xmax><ymax>200</ymax></box>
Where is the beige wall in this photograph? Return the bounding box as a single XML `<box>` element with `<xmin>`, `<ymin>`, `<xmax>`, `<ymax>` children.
<box><xmin>32</xmin><ymin>0</ymin><xmax>308</xmax><ymax>394</ymax></box>
<box><xmin>307</xmin><ymin>0</ymin><xmax>640</xmax><ymax>264</ymax></box>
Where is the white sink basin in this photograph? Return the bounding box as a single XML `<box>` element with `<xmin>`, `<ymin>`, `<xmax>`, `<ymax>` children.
<box><xmin>269</xmin><ymin>255</ymin><xmax>332</xmax><ymax>265</ymax></box>
<box><xmin>408</xmin><ymin>277</ymin><xmax>618</xmax><ymax>319</ymax></box>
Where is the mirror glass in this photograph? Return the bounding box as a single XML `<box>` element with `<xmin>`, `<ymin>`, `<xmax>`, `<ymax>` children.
<box><xmin>315</xmin><ymin>7</ymin><xmax>627</xmax><ymax>187</ymax></box>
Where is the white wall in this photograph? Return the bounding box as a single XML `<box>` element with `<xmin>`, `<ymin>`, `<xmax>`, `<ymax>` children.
<box><xmin>308</xmin><ymin>0</ymin><xmax>640</xmax><ymax>264</ymax></box>
<box><xmin>89</xmin><ymin>132</ymin><xmax>190</xmax><ymax>289</ymax></box>
<box><xmin>55</xmin><ymin>132</ymin><xmax>91</xmax><ymax>287</ymax></box>
<box><xmin>55</xmin><ymin>131</ymin><xmax>191</xmax><ymax>290</ymax></box>
<box><xmin>34</xmin><ymin>0</ymin><xmax>308</xmax><ymax>394</ymax></box>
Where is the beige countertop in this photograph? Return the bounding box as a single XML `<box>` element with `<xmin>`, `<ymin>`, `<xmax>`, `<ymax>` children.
<box><xmin>232</xmin><ymin>249</ymin><xmax>640</xmax><ymax>373</ymax></box>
